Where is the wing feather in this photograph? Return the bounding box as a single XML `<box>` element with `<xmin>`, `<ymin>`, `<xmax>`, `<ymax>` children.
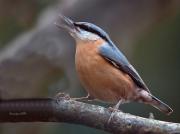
<box><xmin>99</xmin><ymin>42</ymin><xmax>150</xmax><ymax>92</ymax></box>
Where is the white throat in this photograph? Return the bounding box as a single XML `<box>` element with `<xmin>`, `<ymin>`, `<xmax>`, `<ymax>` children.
<box><xmin>75</xmin><ymin>30</ymin><xmax>100</xmax><ymax>41</ymax></box>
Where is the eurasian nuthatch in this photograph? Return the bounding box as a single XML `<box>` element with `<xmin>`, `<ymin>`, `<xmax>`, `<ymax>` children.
<box><xmin>55</xmin><ymin>15</ymin><xmax>173</xmax><ymax>115</ymax></box>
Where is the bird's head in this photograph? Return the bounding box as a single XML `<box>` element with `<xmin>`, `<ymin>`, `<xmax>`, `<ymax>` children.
<box><xmin>55</xmin><ymin>15</ymin><xmax>111</xmax><ymax>43</ymax></box>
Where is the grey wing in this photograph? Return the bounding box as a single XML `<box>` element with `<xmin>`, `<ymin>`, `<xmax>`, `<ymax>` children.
<box><xmin>99</xmin><ymin>42</ymin><xmax>150</xmax><ymax>92</ymax></box>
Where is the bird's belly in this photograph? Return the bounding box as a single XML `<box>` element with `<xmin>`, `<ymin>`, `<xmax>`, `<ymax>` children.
<box><xmin>76</xmin><ymin>51</ymin><xmax>136</xmax><ymax>103</ymax></box>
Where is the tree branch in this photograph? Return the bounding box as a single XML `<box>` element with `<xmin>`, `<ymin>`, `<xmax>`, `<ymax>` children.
<box><xmin>0</xmin><ymin>95</ymin><xmax>179</xmax><ymax>134</ymax></box>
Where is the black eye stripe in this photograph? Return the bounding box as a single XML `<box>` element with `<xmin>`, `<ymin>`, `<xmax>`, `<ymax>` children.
<box><xmin>74</xmin><ymin>23</ymin><xmax>109</xmax><ymax>42</ymax></box>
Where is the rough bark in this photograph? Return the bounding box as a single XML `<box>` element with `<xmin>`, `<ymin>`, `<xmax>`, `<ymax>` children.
<box><xmin>0</xmin><ymin>95</ymin><xmax>179</xmax><ymax>134</ymax></box>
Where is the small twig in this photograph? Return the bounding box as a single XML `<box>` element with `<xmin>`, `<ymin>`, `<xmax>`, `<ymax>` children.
<box><xmin>0</xmin><ymin>95</ymin><xmax>179</xmax><ymax>134</ymax></box>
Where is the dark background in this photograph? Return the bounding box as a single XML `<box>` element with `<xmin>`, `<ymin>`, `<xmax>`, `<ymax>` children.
<box><xmin>0</xmin><ymin>0</ymin><xmax>179</xmax><ymax>134</ymax></box>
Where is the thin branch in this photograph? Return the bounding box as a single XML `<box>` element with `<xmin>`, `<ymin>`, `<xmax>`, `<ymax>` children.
<box><xmin>0</xmin><ymin>95</ymin><xmax>179</xmax><ymax>134</ymax></box>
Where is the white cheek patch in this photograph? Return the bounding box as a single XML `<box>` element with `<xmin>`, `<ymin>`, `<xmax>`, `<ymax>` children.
<box><xmin>79</xmin><ymin>31</ymin><xmax>100</xmax><ymax>41</ymax></box>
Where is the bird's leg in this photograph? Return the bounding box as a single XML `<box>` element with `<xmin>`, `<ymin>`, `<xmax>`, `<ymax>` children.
<box><xmin>72</xmin><ymin>94</ymin><xmax>94</xmax><ymax>102</ymax></box>
<box><xmin>149</xmin><ymin>112</ymin><xmax>155</xmax><ymax>119</ymax></box>
<box><xmin>108</xmin><ymin>100</ymin><xmax>122</xmax><ymax>112</ymax></box>
<box><xmin>107</xmin><ymin>99</ymin><xmax>123</xmax><ymax>124</ymax></box>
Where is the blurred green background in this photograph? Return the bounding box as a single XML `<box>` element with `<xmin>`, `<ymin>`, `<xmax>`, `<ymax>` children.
<box><xmin>0</xmin><ymin>0</ymin><xmax>179</xmax><ymax>134</ymax></box>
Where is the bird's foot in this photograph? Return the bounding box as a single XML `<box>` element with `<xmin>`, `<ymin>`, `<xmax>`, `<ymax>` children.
<box><xmin>108</xmin><ymin>107</ymin><xmax>121</xmax><ymax>112</ymax></box>
<box><xmin>72</xmin><ymin>94</ymin><xmax>94</xmax><ymax>102</ymax></box>
<box><xmin>107</xmin><ymin>100</ymin><xmax>123</xmax><ymax>125</ymax></box>
<box><xmin>107</xmin><ymin>107</ymin><xmax>121</xmax><ymax>125</ymax></box>
<box><xmin>54</xmin><ymin>93</ymin><xmax>94</xmax><ymax>102</ymax></box>
<box><xmin>54</xmin><ymin>92</ymin><xmax>71</xmax><ymax>100</ymax></box>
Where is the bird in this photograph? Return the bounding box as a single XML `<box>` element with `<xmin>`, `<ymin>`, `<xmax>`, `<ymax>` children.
<box><xmin>55</xmin><ymin>15</ymin><xmax>173</xmax><ymax>115</ymax></box>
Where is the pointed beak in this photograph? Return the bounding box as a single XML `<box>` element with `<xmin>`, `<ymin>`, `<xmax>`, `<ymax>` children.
<box><xmin>55</xmin><ymin>15</ymin><xmax>77</xmax><ymax>34</ymax></box>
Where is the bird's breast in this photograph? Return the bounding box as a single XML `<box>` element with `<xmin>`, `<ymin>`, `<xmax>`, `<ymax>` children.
<box><xmin>75</xmin><ymin>40</ymin><xmax>136</xmax><ymax>103</ymax></box>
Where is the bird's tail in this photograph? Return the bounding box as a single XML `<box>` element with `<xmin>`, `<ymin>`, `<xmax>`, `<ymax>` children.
<box><xmin>149</xmin><ymin>94</ymin><xmax>173</xmax><ymax>115</ymax></box>
<box><xmin>139</xmin><ymin>90</ymin><xmax>173</xmax><ymax>115</ymax></box>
